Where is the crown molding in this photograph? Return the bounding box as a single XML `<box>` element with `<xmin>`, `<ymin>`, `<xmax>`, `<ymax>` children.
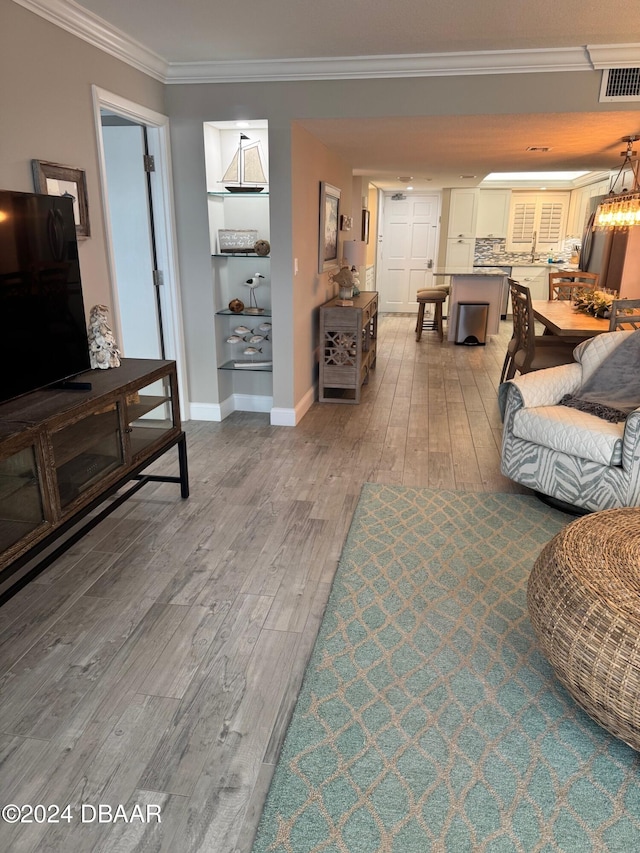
<box><xmin>166</xmin><ymin>48</ymin><xmax>593</xmax><ymax>84</ymax></box>
<box><xmin>12</xmin><ymin>1</ymin><xmax>640</xmax><ymax>85</ymax></box>
<box><xmin>12</xmin><ymin>0</ymin><xmax>167</xmax><ymax>81</ymax></box>
<box><xmin>586</xmin><ymin>43</ymin><xmax>640</xmax><ymax>69</ymax></box>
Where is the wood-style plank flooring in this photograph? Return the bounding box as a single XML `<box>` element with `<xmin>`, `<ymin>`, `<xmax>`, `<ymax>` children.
<box><xmin>0</xmin><ymin>314</ymin><xmax>527</xmax><ymax>852</ymax></box>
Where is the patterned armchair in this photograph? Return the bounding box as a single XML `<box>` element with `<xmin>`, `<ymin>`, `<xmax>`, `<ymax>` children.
<box><xmin>499</xmin><ymin>330</ymin><xmax>640</xmax><ymax>512</ymax></box>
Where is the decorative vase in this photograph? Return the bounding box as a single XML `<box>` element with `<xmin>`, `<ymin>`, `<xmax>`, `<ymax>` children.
<box><xmin>339</xmin><ymin>284</ymin><xmax>354</xmax><ymax>300</ymax></box>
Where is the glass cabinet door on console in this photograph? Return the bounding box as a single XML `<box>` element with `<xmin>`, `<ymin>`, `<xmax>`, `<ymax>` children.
<box><xmin>125</xmin><ymin>375</ymin><xmax>177</xmax><ymax>461</ymax></box>
<box><xmin>50</xmin><ymin>404</ymin><xmax>124</xmax><ymax>511</ymax></box>
<box><xmin>0</xmin><ymin>432</ymin><xmax>47</xmax><ymax>554</ymax></box>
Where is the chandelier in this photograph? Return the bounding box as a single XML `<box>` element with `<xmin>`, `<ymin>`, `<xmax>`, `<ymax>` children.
<box><xmin>594</xmin><ymin>135</ymin><xmax>640</xmax><ymax>229</ymax></box>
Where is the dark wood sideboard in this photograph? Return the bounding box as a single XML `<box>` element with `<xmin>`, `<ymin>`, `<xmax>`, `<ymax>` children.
<box><xmin>0</xmin><ymin>358</ymin><xmax>188</xmax><ymax>604</ymax></box>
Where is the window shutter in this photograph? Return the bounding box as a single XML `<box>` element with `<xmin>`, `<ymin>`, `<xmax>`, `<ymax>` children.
<box><xmin>537</xmin><ymin>202</ymin><xmax>564</xmax><ymax>242</ymax></box>
<box><xmin>510</xmin><ymin>201</ymin><xmax>536</xmax><ymax>243</ymax></box>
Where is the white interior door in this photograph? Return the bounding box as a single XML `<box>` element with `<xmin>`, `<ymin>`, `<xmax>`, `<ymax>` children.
<box><xmin>92</xmin><ymin>86</ymin><xmax>188</xmax><ymax>421</ymax></box>
<box><xmin>379</xmin><ymin>194</ymin><xmax>440</xmax><ymax>312</ymax></box>
<box><xmin>101</xmin><ymin>120</ymin><xmax>163</xmax><ymax>359</ymax></box>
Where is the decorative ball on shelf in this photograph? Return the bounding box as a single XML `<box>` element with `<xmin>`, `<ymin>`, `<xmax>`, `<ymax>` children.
<box><xmin>254</xmin><ymin>239</ymin><xmax>270</xmax><ymax>256</ymax></box>
<box><xmin>228</xmin><ymin>298</ymin><xmax>245</xmax><ymax>313</ymax></box>
<box><xmin>87</xmin><ymin>304</ymin><xmax>121</xmax><ymax>369</ymax></box>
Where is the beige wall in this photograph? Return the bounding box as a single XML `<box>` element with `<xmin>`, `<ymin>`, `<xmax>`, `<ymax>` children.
<box><xmin>0</xmin><ymin>0</ymin><xmax>165</xmax><ymax>314</ymax></box>
<box><xmin>291</xmin><ymin>123</ymin><xmax>353</xmax><ymax>402</ymax></box>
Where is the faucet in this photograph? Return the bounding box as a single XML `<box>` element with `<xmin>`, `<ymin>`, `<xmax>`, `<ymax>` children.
<box><xmin>530</xmin><ymin>230</ymin><xmax>537</xmax><ymax>263</ymax></box>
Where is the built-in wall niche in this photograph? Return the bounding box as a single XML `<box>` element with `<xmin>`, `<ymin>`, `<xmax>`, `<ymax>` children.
<box><xmin>203</xmin><ymin>121</ymin><xmax>270</xmax><ymax>259</ymax></box>
<box><xmin>204</xmin><ymin>120</ymin><xmax>274</xmax><ymax>390</ymax></box>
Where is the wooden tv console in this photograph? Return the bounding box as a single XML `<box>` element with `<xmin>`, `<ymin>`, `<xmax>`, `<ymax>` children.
<box><xmin>0</xmin><ymin>358</ymin><xmax>188</xmax><ymax>604</ymax></box>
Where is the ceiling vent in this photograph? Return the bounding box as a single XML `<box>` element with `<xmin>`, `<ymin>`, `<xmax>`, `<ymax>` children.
<box><xmin>600</xmin><ymin>68</ymin><xmax>640</xmax><ymax>101</ymax></box>
<box><xmin>526</xmin><ymin>146</ymin><xmax>552</xmax><ymax>152</ymax></box>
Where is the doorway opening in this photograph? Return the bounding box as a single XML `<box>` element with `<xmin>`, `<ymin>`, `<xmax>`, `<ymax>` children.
<box><xmin>91</xmin><ymin>86</ymin><xmax>188</xmax><ymax>418</ymax></box>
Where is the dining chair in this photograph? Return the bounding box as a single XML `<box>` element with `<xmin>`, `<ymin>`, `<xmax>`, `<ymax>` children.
<box><xmin>549</xmin><ymin>270</ymin><xmax>600</xmax><ymax>301</ymax></box>
<box><xmin>608</xmin><ymin>298</ymin><xmax>640</xmax><ymax>331</ymax></box>
<box><xmin>503</xmin><ymin>280</ymin><xmax>577</xmax><ymax>381</ymax></box>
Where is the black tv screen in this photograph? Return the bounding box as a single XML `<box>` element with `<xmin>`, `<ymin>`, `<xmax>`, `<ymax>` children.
<box><xmin>0</xmin><ymin>189</ymin><xmax>91</xmax><ymax>404</ymax></box>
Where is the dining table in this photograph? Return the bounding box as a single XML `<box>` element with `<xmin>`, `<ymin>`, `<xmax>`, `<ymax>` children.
<box><xmin>531</xmin><ymin>300</ymin><xmax>610</xmax><ymax>338</ymax></box>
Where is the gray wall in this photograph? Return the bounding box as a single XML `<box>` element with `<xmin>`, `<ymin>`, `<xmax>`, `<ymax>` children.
<box><xmin>1</xmin><ymin>0</ymin><xmax>165</xmax><ymax>314</ymax></box>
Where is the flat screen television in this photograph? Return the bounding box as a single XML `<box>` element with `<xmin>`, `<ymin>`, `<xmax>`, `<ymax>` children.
<box><xmin>0</xmin><ymin>189</ymin><xmax>91</xmax><ymax>404</ymax></box>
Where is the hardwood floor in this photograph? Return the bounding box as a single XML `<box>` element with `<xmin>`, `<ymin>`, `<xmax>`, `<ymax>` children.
<box><xmin>0</xmin><ymin>314</ymin><xmax>527</xmax><ymax>852</ymax></box>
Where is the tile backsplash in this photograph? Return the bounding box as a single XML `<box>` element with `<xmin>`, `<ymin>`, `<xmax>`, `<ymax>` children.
<box><xmin>474</xmin><ymin>238</ymin><xmax>581</xmax><ymax>266</ymax></box>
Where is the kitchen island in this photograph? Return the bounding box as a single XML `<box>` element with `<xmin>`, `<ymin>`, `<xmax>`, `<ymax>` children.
<box><xmin>445</xmin><ymin>274</ymin><xmax>507</xmax><ymax>343</ymax></box>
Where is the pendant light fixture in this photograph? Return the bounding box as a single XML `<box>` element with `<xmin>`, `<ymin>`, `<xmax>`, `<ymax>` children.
<box><xmin>594</xmin><ymin>135</ymin><xmax>640</xmax><ymax>229</ymax></box>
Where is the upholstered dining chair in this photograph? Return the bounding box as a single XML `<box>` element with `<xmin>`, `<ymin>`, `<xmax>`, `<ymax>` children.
<box><xmin>502</xmin><ymin>280</ymin><xmax>577</xmax><ymax>381</ymax></box>
<box><xmin>609</xmin><ymin>298</ymin><xmax>640</xmax><ymax>331</ymax></box>
<box><xmin>549</xmin><ymin>270</ymin><xmax>600</xmax><ymax>301</ymax></box>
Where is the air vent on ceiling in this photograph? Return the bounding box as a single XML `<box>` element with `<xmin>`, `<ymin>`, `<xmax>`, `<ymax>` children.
<box><xmin>526</xmin><ymin>146</ymin><xmax>552</xmax><ymax>152</ymax></box>
<box><xmin>600</xmin><ymin>68</ymin><xmax>640</xmax><ymax>102</ymax></box>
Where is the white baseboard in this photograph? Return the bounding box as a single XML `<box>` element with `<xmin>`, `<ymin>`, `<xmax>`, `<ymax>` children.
<box><xmin>189</xmin><ymin>394</ymin><xmax>272</xmax><ymax>421</ymax></box>
<box><xmin>188</xmin><ymin>401</ymin><xmax>224</xmax><ymax>421</ymax></box>
<box><xmin>270</xmin><ymin>407</ymin><xmax>296</xmax><ymax>426</ymax></box>
<box><xmin>189</xmin><ymin>388</ymin><xmax>314</xmax><ymax>425</ymax></box>
<box><xmin>233</xmin><ymin>393</ymin><xmax>273</xmax><ymax>413</ymax></box>
<box><xmin>270</xmin><ymin>385</ymin><xmax>315</xmax><ymax>426</ymax></box>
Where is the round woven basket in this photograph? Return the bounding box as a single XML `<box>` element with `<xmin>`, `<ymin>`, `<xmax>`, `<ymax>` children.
<box><xmin>528</xmin><ymin>507</ymin><xmax>640</xmax><ymax>751</ymax></box>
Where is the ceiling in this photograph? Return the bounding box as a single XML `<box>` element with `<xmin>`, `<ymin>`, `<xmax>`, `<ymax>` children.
<box><xmin>72</xmin><ymin>0</ymin><xmax>639</xmax><ymax>64</ymax></box>
<box><xmin>63</xmin><ymin>0</ymin><xmax>640</xmax><ymax>189</ymax></box>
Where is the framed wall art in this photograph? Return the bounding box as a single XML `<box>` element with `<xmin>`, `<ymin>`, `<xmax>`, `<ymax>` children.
<box><xmin>362</xmin><ymin>209</ymin><xmax>371</xmax><ymax>244</ymax></box>
<box><xmin>32</xmin><ymin>159</ymin><xmax>90</xmax><ymax>239</ymax></box>
<box><xmin>318</xmin><ymin>181</ymin><xmax>341</xmax><ymax>274</ymax></box>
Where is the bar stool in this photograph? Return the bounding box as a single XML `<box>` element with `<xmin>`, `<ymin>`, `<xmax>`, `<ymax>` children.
<box><xmin>415</xmin><ymin>287</ymin><xmax>448</xmax><ymax>342</ymax></box>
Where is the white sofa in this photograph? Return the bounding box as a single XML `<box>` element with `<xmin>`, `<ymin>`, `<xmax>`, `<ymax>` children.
<box><xmin>499</xmin><ymin>330</ymin><xmax>640</xmax><ymax>512</ymax></box>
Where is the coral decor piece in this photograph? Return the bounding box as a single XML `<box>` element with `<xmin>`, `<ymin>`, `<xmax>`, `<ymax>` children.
<box><xmin>330</xmin><ymin>265</ymin><xmax>355</xmax><ymax>301</ymax></box>
<box><xmin>87</xmin><ymin>304</ymin><xmax>121</xmax><ymax>369</ymax></box>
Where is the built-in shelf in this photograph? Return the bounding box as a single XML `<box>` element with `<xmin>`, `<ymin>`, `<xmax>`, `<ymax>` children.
<box><xmin>208</xmin><ymin>191</ymin><xmax>269</xmax><ymax>197</ymax></box>
<box><xmin>216</xmin><ymin>309</ymin><xmax>272</xmax><ymax>318</ymax></box>
<box><xmin>219</xmin><ymin>360</ymin><xmax>273</xmax><ymax>372</ymax></box>
<box><xmin>207</xmin><ymin>138</ymin><xmax>273</xmax><ymax>401</ymax></box>
<box><xmin>211</xmin><ymin>253</ymin><xmax>270</xmax><ymax>259</ymax></box>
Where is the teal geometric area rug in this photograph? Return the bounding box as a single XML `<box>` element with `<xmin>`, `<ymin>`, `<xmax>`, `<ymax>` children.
<box><xmin>252</xmin><ymin>486</ymin><xmax>640</xmax><ymax>853</ymax></box>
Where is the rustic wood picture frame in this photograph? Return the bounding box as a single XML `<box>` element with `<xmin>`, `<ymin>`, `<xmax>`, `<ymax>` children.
<box><xmin>32</xmin><ymin>159</ymin><xmax>90</xmax><ymax>239</ymax></box>
<box><xmin>319</xmin><ymin>181</ymin><xmax>341</xmax><ymax>274</ymax></box>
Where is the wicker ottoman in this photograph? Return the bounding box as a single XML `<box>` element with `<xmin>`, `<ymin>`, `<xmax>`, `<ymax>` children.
<box><xmin>528</xmin><ymin>507</ymin><xmax>640</xmax><ymax>751</ymax></box>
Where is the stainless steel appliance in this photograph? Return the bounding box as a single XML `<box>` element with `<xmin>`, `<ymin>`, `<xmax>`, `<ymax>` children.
<box><xmin>579</xmin><ymin>196</ymin><xmax>640</xmax><ymax>295</ymax></box>
<box><xmin>472</xmin><ymin>266</ymin><xmax>512</xmax><ymax>318</ymax></box>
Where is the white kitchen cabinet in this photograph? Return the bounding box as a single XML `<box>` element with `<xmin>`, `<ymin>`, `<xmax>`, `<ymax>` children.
<box><xmin>477</xmin><ymin>190</ymin><xmax>511</xmax><ymax>238</ymax></box>
<box><xmin>511</xmin><ymin>266</ymin><xmax>552</xmax><ymax>302</ymax></box>
<box><xmin>567</xmin><ymin>180</ymin><xmax>611</xmax><ymax>239</ymax></box>
<box><xmin>567</xmin><ymin>185</ymin><xmax>590</xmax><ymax>239</ymax></box>
<box><xmin>506</xmin><ymin>192</ymin><xmax>569</xmax><ymax>253</ymax></box>
<box><xmin>445</xmin><ymin>237</ymin><xmax>475</xmax><ymax>272</ymax></box>
<box><xmin>447</xmin><ymin>189</ymin><xmax>479</xmax><ymax>238</ymax></box>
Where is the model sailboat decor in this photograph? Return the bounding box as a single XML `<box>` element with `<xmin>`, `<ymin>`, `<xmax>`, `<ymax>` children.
<box><xmin>223</xmin><ymin>133</ymin><xmax>268</xmax><ymax>193</ymax></box>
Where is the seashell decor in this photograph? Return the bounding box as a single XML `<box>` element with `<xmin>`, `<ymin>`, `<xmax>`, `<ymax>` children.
<box><xmin>87</xmin><ymin>304</ymin><xmax>121</xmax><ymax>369</ymax></box>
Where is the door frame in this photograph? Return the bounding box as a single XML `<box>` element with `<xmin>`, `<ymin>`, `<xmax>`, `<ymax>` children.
<box><xmin>91</xmin><ymin>85</ymin><xmax>189</xmax><ymax>420</ymax></box>
<box><xmin>378</xmin><ymin>190</ymin><xmax>442</xmax><ymax>313</ymax></box>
